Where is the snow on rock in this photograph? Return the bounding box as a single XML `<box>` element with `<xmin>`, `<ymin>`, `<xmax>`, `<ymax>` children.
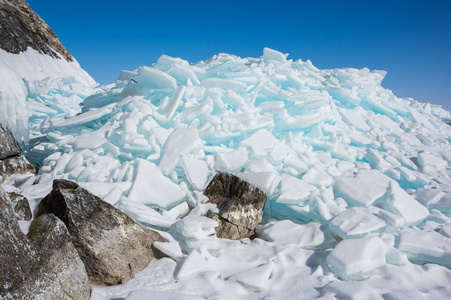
<box><xmin>327</xmin><ymin>237</ymin><xmax>387</xmax><ymax>281</ymax></box>
<box><xmin>4</xmin><ymin>48</ymin><xmax>451</xmax><ymax>299</ymax></box>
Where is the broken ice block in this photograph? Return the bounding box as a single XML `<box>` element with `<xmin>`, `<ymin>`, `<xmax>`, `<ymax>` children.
<box><xmin>128</xmin><ymin>159</ymin><xmax>186</xmax><ymax>210</ymax></box>
<box><xmin>329</xmin><ymin>207</ymin><xmax>386</xmax><ymax>239</ymax></box>
<box><xmin>327</xmin><ymin>237</ymin><xmax>386</xmax><ymax>281</ymax></box>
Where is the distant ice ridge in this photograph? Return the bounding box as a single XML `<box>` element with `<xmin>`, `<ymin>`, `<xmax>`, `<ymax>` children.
<box><xmin>8</xmin><ymin>48</ymin><xmax>451</xmax><ymax>298</ymax></box>
<box><xmin>0</xmin><ymin>47</ymin><xmax>95</xmax><ymax>142</ymax></box>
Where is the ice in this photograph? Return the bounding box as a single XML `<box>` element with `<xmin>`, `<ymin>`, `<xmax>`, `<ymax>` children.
<box><xmin>334</xmin><ymin>169</ymin><xmax>394</xmax><ymax>207</ymax></box>
<box><xmin>159</xmin><ymin>128</ymin><xmax>202</xmax><ymax>175</ymax></box>
<box><xmin>398</xmin><ymin>227</ymin><xmax>451</xmax><ymax>267</ymax></box>
<box><xmin>417</xmin><ymin>152</ymin><xmax>448</xmax><ymax>169</ymax></box>
<box><xmin>257</xmin><ymin>220</ymin><xmax>336</xmax><ymax>250</ymax></box>
<box><xmin>239</xmin><ymin>129</ymin><xmax>276</xmax><ymax>152</ymax></box>
<box><xmin>181</xmin><ymin>156</ymin><xmax>211</xmax><ymax>190</ymax></box>
<box><xmin>384</xmin><ymin>182</ymin><xmax>429</xmax><ymax>225</ymax></box>
<box><xmin>302</xmin><ymin>167</ymin><xmax>333</xmax><ymax>187</ymax></box>
<box><xmin>167</xmin><ymin>64</ymin><xmax>201</xmax><ymax>86</ymax></box>
<box><xmin>6</xmin><ymin>47</ymin><xmax>451</xmax><ymax>299</ymax></box>
<box><xmin>132</xmin><ymin>66</ymin><xmax>177</xmax><ymax>91</ymax></box>
<box><xmin>327</xmin><ymin>237</ymin><xmax>387</xmax><ymax>280</ymax></box>
<box><xmin>215</xmin><ymin>148</ymin><xmax>249</xmax><ymax>173</ymax></box>
<box><xmin>238</xmin><ymin>171</ymin><xmax>281</xmax><ymax>196</ymax></box>
<box><xmin>162</xmin><ymin>86</ymin><xmax>185</xmax><ymax>120</ymax></box>
<box><xmin>201</xmin><ymin>78</ymin><xmax>247</xmax><ymax>92</ymax></box>
<box><xmin>175</xmin><ymin>250</ymin><xmax>210</xmax><ymax>279</ymax></box>
<box><xmin>54</xmin><ymin>103</ymin><xmax>116</xmax><ymax>128</ymax></box>
<box><xmin>413</xmin><ymin>188</ymin><xmax>444</xmax><ymax>207</ymax></box>
<box><xmin>329</xmin><ymin>207</ymin><xmax>386</xmax><ymax>239</ymax></box>
<box><xmin>153</xmin><ymin>234</ymin><xmax>184</xmax><ymax>261</ymax></box>
<box><xmin>128</xmin><ymin>159</ymin><xmax>186</xmax><ymax>210</ymax></box>
<box><xmin>263</xmin><ymin>47</ymin><xmax>287</xmax><ymax>63</ymax></box>
<box><xmin>118</xmin><ymin>200</ymin><xmax>175</xmax><ymax>229</ymax></box>
<box><xmin>277</xmin><ymin>174</ymin><xmax>316</xmax><ymax>204</ymax></box>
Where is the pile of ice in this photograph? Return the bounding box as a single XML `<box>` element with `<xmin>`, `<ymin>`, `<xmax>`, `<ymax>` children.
<box><xmin>6</xmin><ymin>48</ymin><xmax>451</xmax><ymax>298</ymax></box>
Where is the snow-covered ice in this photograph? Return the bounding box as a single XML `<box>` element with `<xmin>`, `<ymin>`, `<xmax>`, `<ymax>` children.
<box><xmin>3</xmin><ymin>47</ymin><xmax>451</xmax><ymax>299</ymax></box>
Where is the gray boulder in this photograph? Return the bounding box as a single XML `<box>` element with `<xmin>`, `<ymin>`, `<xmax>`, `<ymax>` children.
<box><xmin>204</xmin><ymin>172</ymin><xmax>267</xmax><ymax>240</ymax></box>
<box><xmin>0</xmin><ymin>124</ymin><xmax>21</xmax><ymax>160</ymax></box>
<box><xmin>27</xmin><ymin>214</ymin><xmax>91</xmax><ymax>299</ymax></box>
<box><xmin>0</xmin><ymin>155</ymin><xmax>37</xmax><ymax>180</ymax></box>
<box><xmin>0</xmin><ymin>187</ymin><xmax>37</xmax><ymax>299</ymax></box>
<box><xmin>0</xmin><ymin>187</ymin><xmax>90</xmax><ymax>299</ymax></box>
<box><xmin>36</xmin><ymin>179</ymin><xmax>167</xmax><ymax>286</ymax></box>
<box><xmin>7</xmin><ymin>192</ymin><xmax>32</xmax><ymax>220</ymax></box>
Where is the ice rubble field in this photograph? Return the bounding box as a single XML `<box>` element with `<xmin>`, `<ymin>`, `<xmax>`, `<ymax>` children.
<box><xmin>4</xmin><ymin>48</ymin><xmax>451</xmax><ymax>299</ymax></box>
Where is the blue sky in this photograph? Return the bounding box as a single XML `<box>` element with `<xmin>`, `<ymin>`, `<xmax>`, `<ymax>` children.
<box><xmin>28</xmin><ymin>0</ymin><xmax>451</xmax><ymax>109</ymax></box>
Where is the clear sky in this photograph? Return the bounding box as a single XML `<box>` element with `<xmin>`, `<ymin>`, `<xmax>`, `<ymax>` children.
<box><xmin>28</xmin><ymin>0</ymin><xmax>451</xmax><ymax>110</ymax></box>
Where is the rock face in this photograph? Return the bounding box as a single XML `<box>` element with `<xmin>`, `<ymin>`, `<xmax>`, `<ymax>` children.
<box><xmin>0</xmin><ymin>0</ymin><xmax>73</xmax><ymax>61</ymax></box>
<box><xmin>0</xmin><ymin>187</ymin><xmax>37</xmax><ymax>299</ymax></box>
<box><xmin>0</xmin><ymin>187</ymin><xmax>90</xmax><ymax>299</ymax></box>
<box><xmin>0</xmin><ymin>124</ymin><xmax>21</xmax><ymax>159</ymax></box>
<box><xmin>0</xmin><ymin>155</ymin><xmax>36</xmax><ymax>180</ymax></box>
<box><xmin>27</xmin><ymin>214</ymin><xmax>91</xmax><ymax>299</ymax></box>
<box><xmin>204</xmin><ymin>172</ymin><xmax>267</xmax><ymax>240</ymax></box>
<box><xmin>0</xmin><ymin>124</ymin><xmax>37</xmax><ymax>180</ymax></box>
<box><xmin>36</xmin><ymin>179</ymin><xmax>167</xmax><ymax>286</ymax></box>
<box><xmin>7</xmin><ymin>192</ymin><xmax>32</xmax><ymax>220</ymax></box>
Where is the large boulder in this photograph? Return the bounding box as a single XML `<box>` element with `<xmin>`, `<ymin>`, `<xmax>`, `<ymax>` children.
<box><xmin>7</xmin><ymin>192</ymin><xmax>32</xmax><ymax>221</ymax></box>
<box><xmin>27</xmin><ymin>214</ymin><xmax>91</xmax><ymax>299</ymax></box>
<box><xmin>0</xmin><ymin>187</ymin><xmax>90</xmax><ymax>299</ymax></box>
<box><xmin>36</xmin><ymin>179</ymin><xmax>167</xmax><ymax>286</ymax></box>
<box><xmin>0</xmin><ymin>187</ymin><xmax>37</xmax><ymax>299</ymax></box>
<box><xmin>204</xmin><ymin>172</ymin><xmax>267</xmax><ymax>240</ymax></box>
<box><xmin>0</xmin><ymin>155</ymin><xmax>37</xmax><ymax>180</ymax></box>
<box><xmin>0</xmin><ymin>124</ymin><xmax>21</xmax><ymax>160</ymax></box>
<box><xmin>0</xmin><ymin>124</ymin><xmax>37</xmax><ymax>180</ymax></box>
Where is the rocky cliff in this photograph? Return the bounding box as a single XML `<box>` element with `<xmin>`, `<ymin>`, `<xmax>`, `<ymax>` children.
<box><xmin>0</xmin><ymin>0</ymin><xmax>72</xmax><ymax>61</ymax></box>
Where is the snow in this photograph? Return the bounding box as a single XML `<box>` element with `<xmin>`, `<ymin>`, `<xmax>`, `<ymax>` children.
<box><xmin>0</xmin><ymin>47</ymin><xmax>96</xmax><ymax>142</ymax></box>
<box><xmin>3</xmin><ymin>47</ymin><xmax>451</xmax><ymax>299</ymax></box>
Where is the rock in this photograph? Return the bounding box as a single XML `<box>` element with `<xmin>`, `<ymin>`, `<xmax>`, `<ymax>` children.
<box><xmin>7</xmin><ymin>192</ymin><xmax>32</xmax><ymax>220</ymax></box>
<box><xmin>0</xmin><ymin>124</ymin><xmax>21</xmax><ymax>159</ymax></box>
<box><xmin>0</xmin><ymin>187</ymin><xmax>37</xmax><ymax>299</ymax></box>
<box><xmin>204</xmin><ymin>172</ymin><xmax>267</xmax><ymax>240</ymax></box>
<box><xmin>27</xmin><ymin>214</ymin><xmax>91</xmax><ymax>299</ymax></box>
<box><xmin>0</xmin><ymin>155</ymin><xmax>37</xmax><ymax>180</ymax></box>
<box><xmin>0</xmin><ymin>0</ymin><xmax>73</xmax><ymax>61</ymax></box>
<box><xmin>0</xmin><ymin>187</ymin><xmax>90</xmax><ymax>299</ymax></box>
<box><xmin>36</xmin><ymin>179</ymin><xmax>167</xmax><ymax>286</ymax></box>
